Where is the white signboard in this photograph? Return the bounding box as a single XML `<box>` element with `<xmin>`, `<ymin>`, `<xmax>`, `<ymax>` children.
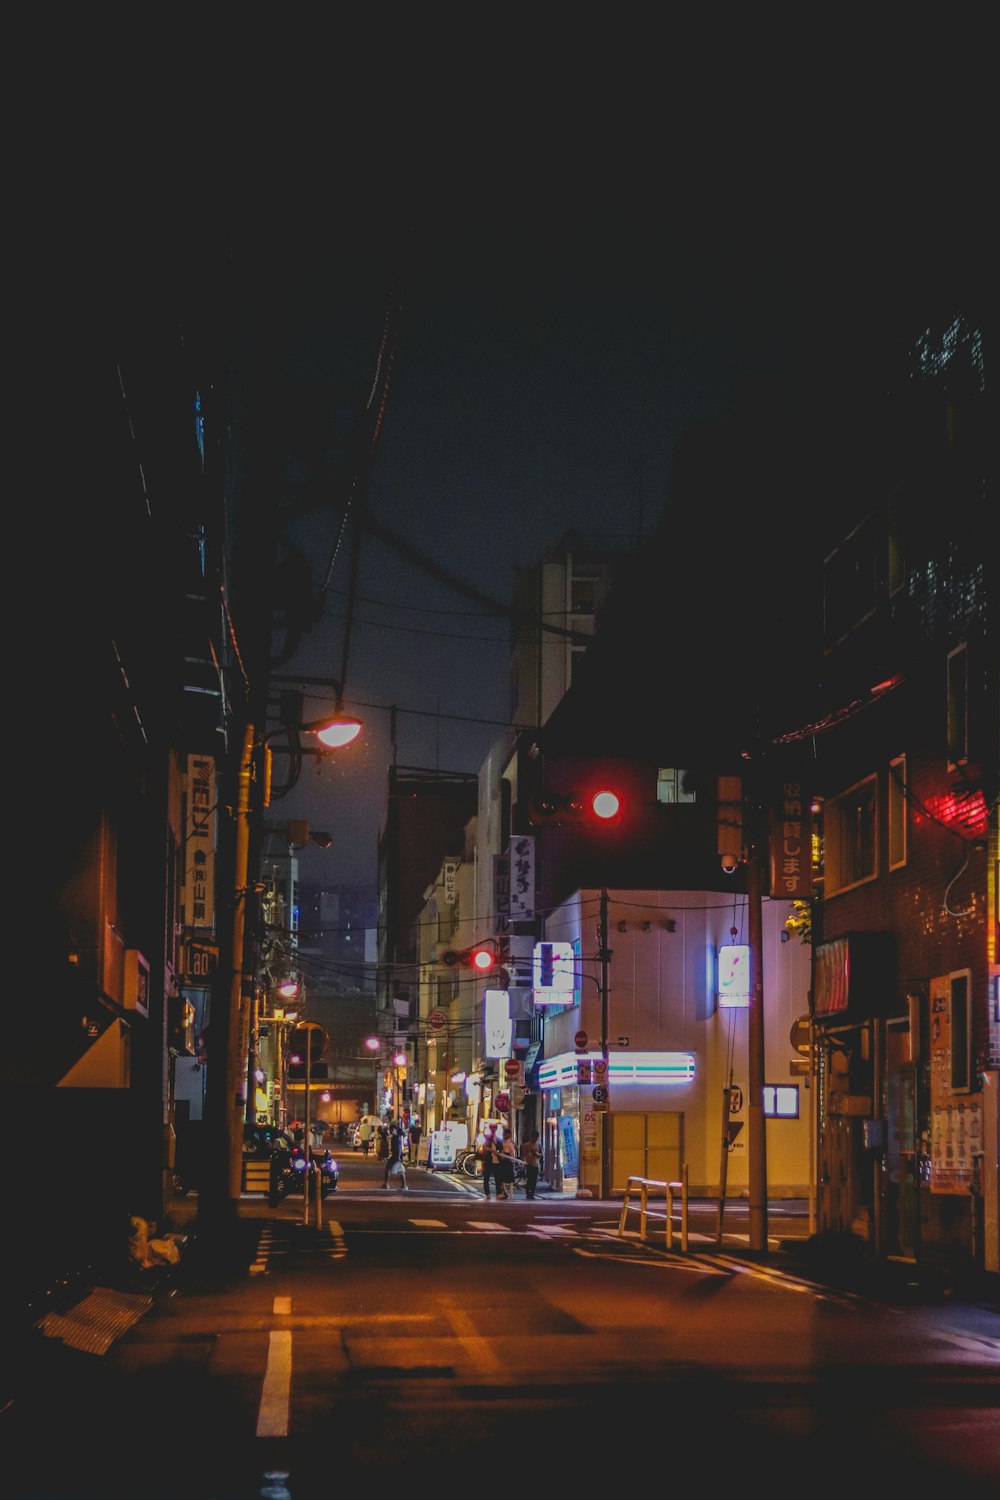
<box><xmin>508</xmin><ymin>835</ymin><xmax>535</xmax><ymax>920</ymax></box>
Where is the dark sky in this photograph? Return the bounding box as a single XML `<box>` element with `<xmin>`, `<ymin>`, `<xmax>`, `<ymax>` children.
<box><xmin>260</xmin><ymin>205</ymin><xmax>802</xmax><ymax>875</ymax></box>
<box><xmin>66</xmin><ymin>25</ymin><xmax>988</xmax><ymax>886</ymax></box>
<box><xmin>254</xmin><ymin>61</ymin><xmax>991</xmax><ymax>887</ymax></box>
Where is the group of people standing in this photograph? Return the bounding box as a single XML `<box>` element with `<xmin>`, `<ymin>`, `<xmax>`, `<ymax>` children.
<box><xmin>481</xmin><ymin>1129</ymin><xmax>541</xmax><ymax>1201</ymax></box>
<box><xmin>356</xmin><ymin>1114</ymin><xmax>543</xmax><ymax>1201</ymax></box>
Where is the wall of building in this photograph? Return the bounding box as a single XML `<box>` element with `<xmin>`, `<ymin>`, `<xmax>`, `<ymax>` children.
<box><xmin>541</xmin><ymin>887</ymin><xmax>812</xmax><ymax>1196</ymax></box>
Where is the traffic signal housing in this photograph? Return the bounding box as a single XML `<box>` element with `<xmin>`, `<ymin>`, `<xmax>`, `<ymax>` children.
<box><xmin>440</xmin><ymin>943</ymin><xmax>498</xmax><ymax>971</ymax></box>
<box><xmin>528</xmin><ymin>788</ymin><xmax>623</xmax><ymax>826</ymax></box>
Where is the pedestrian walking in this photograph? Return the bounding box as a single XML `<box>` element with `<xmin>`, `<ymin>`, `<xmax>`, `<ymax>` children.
<box><xmin>358</xmin><ymin>1117</ymin><xmax>374</xmax><ymax>1158</ymax></box>
<box><xmin>498</xmin><ymin>1133</ymin><xmax>517</xmax><ymax>1199</ymax></box>
<box><xmin>382</xmin><ymin>1122</ymin><xmax>408</xmax><ymax>1190</ymax></box>
<box><xmin>407</xmin><ymin>1116</ymin><xmax>423</xmax><ymax>1164</ymax></box>
<box><xmin>481</xmin><ymin>1130</ymin><xmax>500</xmax><ymax>1200</ymax></box>
<box><xmin>376</xmin><ymin>1123</ymin><xmax>389</xmax><ymax>1161</ymax></box>
<box><xmin>522</xmin><ymin>1130</ymin><xmax>541</xmax><ymax>1199</ymax></box>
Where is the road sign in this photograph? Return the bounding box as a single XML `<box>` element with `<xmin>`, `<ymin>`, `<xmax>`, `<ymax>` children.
<box><xmin>575</xmin><ymin>1030</ymin><xmax>588</xmax><ymax>1050</ymax></box>
<box><xmin>504</xmin><ymin>1059</ymin><xmax>523</xmax><ymax>1082</ymax></box>
<box><xmin>592</xmin><ymin>1085</ymin><xmax>608</xmax><ymax>1110</ymax></box>
<box><xmin>592</xmin><ymin>1058</ymin><xmax>607</xmax><ymax>1083</ymax></box>
<box><xmin>428</xmin><ymin>1009</ymin><xmax>447</xmax><ymax>1030</ymax></box>
<box><xmin>789</xmin><ymin>1015</ymin><xmax>811</xmax><ymax>1054</ymax></box>
<box><xmin>577</xmin><ymin>1060</ymin><xmax>593</xmax><ymax>1084</ymax></box>
<box><xmin>496</xmin><ymin>1092</ymin><xmax>510</xmax><ymax>1112</ymax></box>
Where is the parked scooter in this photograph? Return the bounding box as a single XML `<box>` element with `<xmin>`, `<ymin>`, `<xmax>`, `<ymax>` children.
<box><xmin>279</xmin><ymin>1146</ymin><xmax>339</xmax><ymax>1199</ymax></box>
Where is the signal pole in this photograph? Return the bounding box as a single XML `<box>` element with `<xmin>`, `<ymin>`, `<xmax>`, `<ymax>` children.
<box><xmin>746</xmin><ymin>794</ymin><xmax>769</xmax><ymax>1252</ymax></box>
<box><xmin>598</xmin><ymin>887</ymin><xmax>611</xmax><ymax>1199</ymax></box>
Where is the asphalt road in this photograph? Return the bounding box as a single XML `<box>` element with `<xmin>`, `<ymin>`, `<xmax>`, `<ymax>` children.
<box><xmin>4</xmin><ymin>1158</ymin><xmax>997</xmax><ymax>1499</ymax></box>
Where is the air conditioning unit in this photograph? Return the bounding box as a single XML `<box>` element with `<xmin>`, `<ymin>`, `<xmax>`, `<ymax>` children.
<box><xmin>124</xmin><ymin>949</ymin><xmax>150</xmax><ymax>1017</ymax></box>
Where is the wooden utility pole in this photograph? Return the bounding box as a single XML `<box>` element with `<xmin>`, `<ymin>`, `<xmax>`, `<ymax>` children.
<box><xmin>598</xmin><ymin>887</ymin><xmax>612</xmax><ymax>1199</ymax></box>
<box><xmin>746</xmin><ymin>804</ymin><xmax>769</xmax><ymax>1252</ymax></box>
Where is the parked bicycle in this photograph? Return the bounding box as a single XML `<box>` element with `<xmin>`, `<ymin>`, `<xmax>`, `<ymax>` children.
<box><xmin>460</xmin><ymin>1150</ymin><xmax>526</xmax><ymax>1184</ymax></box>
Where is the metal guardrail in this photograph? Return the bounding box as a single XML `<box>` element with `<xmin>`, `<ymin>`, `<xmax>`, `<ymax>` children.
<box><xmin>616</xmin><ymin>1165</ymin><xmax>689</xmax><ymax>1251</ymax></box>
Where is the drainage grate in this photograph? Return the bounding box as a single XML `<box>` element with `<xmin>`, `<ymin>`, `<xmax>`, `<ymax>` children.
<box><xmin>36</xmin><ymin>1286</ymin><xmax>154</xmax><ymax>1356</ymax></box>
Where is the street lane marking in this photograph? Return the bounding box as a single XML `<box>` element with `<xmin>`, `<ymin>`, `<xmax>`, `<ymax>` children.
<box><xmin>466</xmin><ymin>1221</ymin><xmax>513</xmax><ymax>1231</ymax></box>
<box><xmin>326</xmin><ymin>1220</ymin><xmax>347</xmax><ymax>1259</ymax></box>
<box><xmin>273</xmin><ymin>1296</ymin><xmax>291</xmax><ymax>1315</ymax></box>
<box><xmin>444</xmin><ymin>1302</ymin><xmax>503</xmax><ymax>1371</ymax></box>
<box><xmin>257</xmin><ymin>1330</ymin><xmax>292</xmax><ymax>1437</ymax></box>
<box><xmin>411</xmin><ymin>1218</ymin><xmax>447</xmax><ymax>1227</ymax></box>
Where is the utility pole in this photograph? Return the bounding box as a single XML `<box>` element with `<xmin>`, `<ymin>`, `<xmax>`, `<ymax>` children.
<box><xmin>598</xmin><ymin>887</ymin><xmax>612</xmax><ymax>1200</ymax></box>
<box><xmin>200</xmin><ymin>722</ymin><xmax>256</xmax><ymax>1246</ymax></box>
<box><xmin>746</xmin><ymin>801</ymin><xmax>769</xmax><ymax>1253</ymax></box>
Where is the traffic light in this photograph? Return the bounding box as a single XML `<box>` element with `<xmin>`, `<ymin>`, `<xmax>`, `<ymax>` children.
<box><xmin>528</xmin><ymin>789</ymin><xmax>622</xmax><ymax>826</ymax></box>
<box><xmin>440</xmin><ymin>943</ymin><xmax>498</xmax><ymax>971</ymax></box>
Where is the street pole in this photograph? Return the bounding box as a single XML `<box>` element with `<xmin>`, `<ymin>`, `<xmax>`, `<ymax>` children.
<box><xmin>746</xmin><ymin>811</ymin><xmax>769</xmax><ymax>1252</ymax></box>
<box><xmin>228</xmin><ymin>723</ymin><xmax>255</xmax><ymax>1203</ymax></box>
<box><xmin>599</xmin><ymin>887</ymin><xmax>611</xmax><ymax>1200</ymax></box>
<box><xmin>303</xmin><ymin>1033</ymin><xmax>311</xmax><ymax>1226</ymax></box>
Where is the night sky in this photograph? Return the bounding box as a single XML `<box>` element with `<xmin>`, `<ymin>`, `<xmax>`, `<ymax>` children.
<box><xmin>249</xmin><ymin>55</ymin><xmax>990</xmax><ymax>884</ymax></box>
<box><xmin>47</xmin><ymin>24</ymin><xmax>991</xmax><ymax>887</ymax></box>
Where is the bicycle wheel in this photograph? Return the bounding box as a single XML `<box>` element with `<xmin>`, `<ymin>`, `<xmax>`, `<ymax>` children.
<box><xmin>461</xmin><ymin>1151</ymin><xmax>482</xmax><ymax>1178</ymax></box>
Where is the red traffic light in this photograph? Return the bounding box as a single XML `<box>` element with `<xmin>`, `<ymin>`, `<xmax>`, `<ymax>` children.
<box><xmin>591</xmin><ymin>790</ymin><xmax>621</xmax><ymax>820</ymax></box>
<box><xmin>528</xmin><ymin>788</ymin><xmax>623</xmax><ymax>825</ymax></box>
<box><xmin>440</xmin><ymin>944</ymin><xmax>497</xmax><ymax>971</ymax></box>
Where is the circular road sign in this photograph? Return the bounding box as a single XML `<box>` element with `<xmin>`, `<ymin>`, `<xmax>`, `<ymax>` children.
<box><xmin>428</xmin><ymin>1009</ymin><xmax>447</xmax><ymax>1031</ymax></box>
<box><xmin>789</xmin><ymin>1015</ymin><xmax>811</xmax><ymax>1054</ymax></box>
<box><xmin>592</xmin><ymin>1085</ymin><xmax>608</xmax><ymax>1103</ymax></box>
<box><xmin>504</xmin><ymin>1059</ymin><xmax>521</xmax><ymax>1079</ymax></box>
<box><xmin>496</xmin><ymin>1092</ymin><xmax>510</xmax><ymax>1112</ymax></box>
<box><xmin>575</xmin><ymin>1030</ymin><xmax>588</xmax><ymax>1050</ymax></box>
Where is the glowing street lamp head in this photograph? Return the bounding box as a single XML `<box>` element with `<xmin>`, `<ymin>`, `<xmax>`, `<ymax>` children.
<box><xmin>311</xmin><ymin>713</ymin><xmax>362</xmax><ymax>749</ymax></box>
<box><xmin>393</xmin><ymin>1052</ymin><xmax>407</xmax><ymax>1067</ymax></box>
<box><xmin>364</xmin><ymin>1036</ymin><xmax>380</xmax><ymax>1052</ymax></box>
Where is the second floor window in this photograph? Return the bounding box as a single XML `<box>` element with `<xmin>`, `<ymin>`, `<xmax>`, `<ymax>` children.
<box><xmin>946</xmin><ymin>644</ymin><xmax>968</xmax><ymax>767</ymax></box>
<box><xmin>888</xmin><ymin>755</ymin><xmax>907</xmax><ymax>870</ymax></box>
<box><xmin>658</xmin><ymin>768</ymin><xmax>695</xmax><ymax>804</ymax></box>
<box><xmin>825</xmin><ymin>774</ymin><xmax>878</xmax><ymax>895</ymax></box>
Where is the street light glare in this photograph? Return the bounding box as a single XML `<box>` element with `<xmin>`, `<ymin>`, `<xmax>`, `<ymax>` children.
<box><xmin>312</xmin><ymin>715</ymin><xmax>362</xmax><ymax>749</ymax></box>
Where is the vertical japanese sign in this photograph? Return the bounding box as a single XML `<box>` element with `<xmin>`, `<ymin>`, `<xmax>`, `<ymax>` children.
<box><xmin>186</xmin><ymin>755</ymin><xmax>216</xmax><ymax>932</ymax></box>
<box><xmin>769</xmin><ymin>779</ymin><xmax>812</xmax><ymax>900</ymax></box>
<box><xmin>508</xmin><ymin>834</ymin><xmax>535</xmax><ymax>920</ymax></box>
<box><xmin>493</xmin><ymin>854</ymin><xmax>510</xmax><ymax>934</ymax></box>
<box><xmin>929</xmin><ymin>973</ymin><xmax>983</xmax><ymax>1194</ymax></box>
<box><xmin>444</xmin><ymin>860</ymin><xmax>458</xmax><ymax>905</ymax></box>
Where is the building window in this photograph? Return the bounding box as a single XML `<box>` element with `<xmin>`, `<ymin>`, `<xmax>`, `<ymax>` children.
<box><xmin>570</xmin><ymin>575</ymin><xmax>601</xmax><ymax>614</ymax></box>
<box><xmin>657</xmin><ymin>768</ymin><xmax>695</xmax><ymax>804</ymax></box>
<box><xmin>825</xmin><ymin>774</ymin><xmax>878</xmax><ymax>895</ymax></box>
<box><xmin>949</xmin><ymin>969</ymin><xmax>972</xmax><ymax>1093</ymax></box>
<box><xmin>946</xmin><ymin>643</ymin><xmax>968</xmax><ymax>767</ymax></box>
<box><xmin>763</xmin><ymin>1085</ymin><xmax>799</xmax><ymax>1118</ymax></box>
<box><xmin>823</xmin><ymin>514</ymin><xmax>877</xmax><ymax>651</ymax></box>
<box><xmin>887</xmin><ymin>491</ymin><xmax>905</xmax><ymax>598</ymax></box>
<box><xmin>888</xmin><ymin>755</ymin><xmax>907</xmax><ymax>870</ymax></box>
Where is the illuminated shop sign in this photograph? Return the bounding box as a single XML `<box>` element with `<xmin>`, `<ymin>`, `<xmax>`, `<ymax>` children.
<box><xmin>538</xmin><ymin>1051</ymin><xmax>695</xmax><ymax>1088</ymax></box>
